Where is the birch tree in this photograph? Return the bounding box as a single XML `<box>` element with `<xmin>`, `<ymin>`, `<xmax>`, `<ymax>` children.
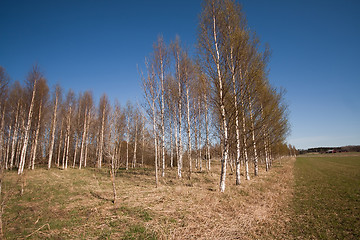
<box><xmin>113</xmin><ymin>101</ymin><xmax>126</xmax><ymax>170</ymax></box>
<box><xmin>125</xmin><ymin>101</ymin><xmax>133</xmax><ymax>170</ymax></box>
<box><xmin>132</xmin><ymin>108</ymin><xmax>140</xmax><ymax>168</ymax></box>
<box><xmin>164</xmin><ymin>75</ymin><xmax>178</xmax><ymax>169</ymax></box>
<box><xmin>141</xmin><ymin>59</ymin><xmax>160</xmax><ymax>187</ymax></box>
<box><xmin>30</xmin><ymin>78</ymin><xmax>49</xmax><ymax>170</ymax></box>
<box><xmin>8</xmin><ymin>82</ymin><xmax>23</xmax><ymax>170</ymax></box>
<box><xmin>182</xmin><ymin>52</ymin><xmax>195</xmax><ymax>179</ymax></box>
<box><xmin>79</xmin><ymin>91</ymin><xmax>93</xmax><ymax>169</ymax></box>
<box><xmin>171</xmin><ymin>37</ymin><xmax>185</xmax><ymax>179</ymax></box>
<box><xmin>62</xmin><ymin>90</ymin><xmax>75</xmax><ymax>169</ymax></box>
<box><xmin>153</xmin><ymin>36</ymin><xmax>168</xmax><ymax>177</ymax></box>
<box><xmin>18</xmin><ymin>66</ymin><xmax>41</xmax><ymax>175</ymax></box>
<box><xmin>198</xmin><ymin>0</ymin><xmax>231</xmax><ymax>192</ymax></box>
<box><xmin>97</xmin><ymin>94</ymin><xmax>110</xmax><ymax>169</ymax></box>
<box><xmin>48</xmin><ymin>85</ymin><xmax>61</xmax><ymax>169</ymax></box>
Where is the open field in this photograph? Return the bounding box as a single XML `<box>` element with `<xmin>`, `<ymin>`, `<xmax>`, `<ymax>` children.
<box><xmin>2</xmin><ymin>158</ymin><xmax>294</xmax><ymax>239</ymax></box>
<box><xmin>291</xmin><ymin>153</ymin><xmax>360</xmax><ymax>239</ymax></box>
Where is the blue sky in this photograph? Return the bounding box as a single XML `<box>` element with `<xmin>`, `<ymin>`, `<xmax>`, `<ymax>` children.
<box><xmin>1</xmin><ymin>0</ymin><xmax>359</xmax><ymax>149</ymax></box>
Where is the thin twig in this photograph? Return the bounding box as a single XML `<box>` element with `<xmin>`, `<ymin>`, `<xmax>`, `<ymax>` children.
<box><xmin>25</xmin><ymin>223</ymin><xmax>50</xmax><ymax>238</ymax></box>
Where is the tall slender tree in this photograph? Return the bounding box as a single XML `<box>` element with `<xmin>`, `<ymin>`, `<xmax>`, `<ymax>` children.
<box><xmin>198</xmin><ymin>0</ymin><xmax>231</xmax><ymax>192</ymax></box>
<box><xmin>153</xmin><ymin>36</ymin><xmax>168</xmax><ymax>177</ymax></box>
<box><xmin>141</xmin><ymin>59</ymin><xmax>160</xmax><ymax>187</ymax></box>
<box><xmin>18</xmin><ymin>66</ymin><xmax>41</xmax><ymax>175</ymax></box>
<box><xmin>48</xmin><ymin>85</ymin><xmax>62</xmax><ymax>169</ymax></box>
<box><xmin>97</xmin><ymin>94</ymin><xmax>110</xmax><ymax>169</ymax></box>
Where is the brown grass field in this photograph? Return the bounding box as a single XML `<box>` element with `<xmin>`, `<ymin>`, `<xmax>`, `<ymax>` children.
<box><xmin>1</xmin><ymin>157</ymin><xmax>295</xmax><ymax>239</ymax></box>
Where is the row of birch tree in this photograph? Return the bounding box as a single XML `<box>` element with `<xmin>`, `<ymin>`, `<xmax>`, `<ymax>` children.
<box><xmin>0</xmin><ymin>65</ymin><xmax>151</xmax><ymax>177</ymax></box>
<box><xmin>0</xmin><ymin>0</ymin><xmax>291</xmax><ymax>193</ymax></box>
<box><xmin>141</xmin><ymin>0</ymin><xmax>289</xmax><ymax>192</ymax></box>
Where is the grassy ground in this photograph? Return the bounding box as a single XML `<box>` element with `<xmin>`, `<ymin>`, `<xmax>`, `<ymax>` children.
<box><xmin>2</xmin><ymin>158</ymin><xmax>294</xmax><ymax>239</ymax></box>
<box><xmin>290</xmin><ymin>153</ymin><xmax>360</xmax><ymax>239</ymax></box>
<box><xmin>3</xmin><ymin>154</ymin><xmax>359</xmax><ymax>239</ymax></box>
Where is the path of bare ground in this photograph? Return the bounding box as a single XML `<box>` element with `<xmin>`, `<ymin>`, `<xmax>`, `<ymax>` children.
<box><xmin>3</xmin><ymin>157</ymin><xmax>295</xmax><ymax>239</ymax></box>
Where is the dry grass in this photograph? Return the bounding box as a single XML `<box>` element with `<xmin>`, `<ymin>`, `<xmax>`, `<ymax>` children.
<box><xmin>146</xmin><ymin>158</ymin><xmax>295</xmax><ymax>239</ymax></box>
<box><xmin>2</xmin><ymin>158</ymin><xmax>295</xmax><ymax>239</ymax></box>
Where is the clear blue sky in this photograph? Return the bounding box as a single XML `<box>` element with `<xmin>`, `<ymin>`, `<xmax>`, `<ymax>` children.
<box><xmin>1</xmin><ymin>0</ymin><xmax>359</xmax><ymax>150</ymax></box>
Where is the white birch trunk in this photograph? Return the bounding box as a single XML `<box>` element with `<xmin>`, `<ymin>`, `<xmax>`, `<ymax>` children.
<box><xmin>84</xmin><ymin>110</ymin><xmax>90</xmax><ymax>168</ymax></box>
<box><xmin>194</xmin><ymin>107</ymin><xmax>198</xmax><ymax>170</ymax></box>
<box><xmin>261</xmin><ymin>105</ymin><xmax>270</xmax><ymax>171</ymax></box>
<box><xmin>18</xmin><ymin>78</ymin><xmax>37</xmax><ymax>175</ymax></box>
<box><xmin>57</xmin><ymin>123</ymin><xmax>63</xmax><ymax>167</ymax></box>
<box><xmin>48</xmin><ymin>91</ymin><xmax>58</xmax><ymax>169</ymax></box>
<box><xmin>248</xmin><ymin>99</ymin><xmax>258</xmax><ymax>176</ymax></box>
<box><xmin>174</xmin><ymin>120</ymin><xmax>179</xmax><ymax>171</ymax></box>
<box><xmin>152</xmin><ymin>101</ymin><xmax>159</xmax><ymax>187</ymax></box>
<box><xmin>0</xmin><ymin>108</ymin><xmax>5</xmax><ymax>170</ymax></box>
<box><xmin>79</xmin><ymin>108</ymin><xmax>87</xmax><ymax>169</ymax></box>
<box><xmin>264</xmin><ymin>133</ymin><xmax>270</xmax><ymax>171</ymax></box>
<box><xmin>204</xmin><ymin>94</ymin><xmax>211</xmax><ymax>171</ymax></box>
<box><xmin>64</xmin><ymin>106</ymin><xmax>71</xmax><ymax>169</ymax></box>
<box><xmin>169</xmin><ymin>118</ymin><xmax>174</xmax><ymax>168</ymax></box>
<box><xmin>241</xmin><ymin>99</ymin><xmax>250</xmax><ymax>180</ymax></box>
<box><xmin>61</xmin><ymin>132</ymin><xmax>67</xmax><ymax>169</ymax></box>
<box><xmin>110</xmin><ymin>146</ymin><xmax>117</xmax><ymax>204</ymax></box>
<box><xmin>213</xmin><ymin>14</ymin><xmax>229</xmax><ymax>192</ymax></box>
<box><xmin>5</xmin><ymin>124</ymin><xmax>12</xmax><ymax>169</ymax></box>
<box><xmin>84</xmin><ymin>138</ymin><xmax>88</xmax><ymax>168</ymax></box>
<box><xmin>230</xmin><ymin>46</ymin><xmax>241</xmax><ymax>185</ymax></box>
<box><xmin>160</xmin><ymin>58</ymin><xmax>166</xmax><ymax>178</ymax></box>
<box><xmin>186</xmin><ymin>86</ymin><xmax>192</xmax><ymax>178</ymax></box>
<box><xmin>31</xmin><ymin>102</ymin><xmax>42</xmax><ymax>170</ymax></box>
<box><xmin>117</xmin><ymin>140</ymin><xmax>122</xmax><ymax>169</ymax></box>
<box><xmin>126</xmin><ymin>117</ymin><xmax>129</xmax><ymax>170</ymax></box>
<box><xmin>98</xmin><ymin>107</ymin><xmax>105</xmax><ymax>168</ymax></box>
<box><xmin>16</xmin><ymin>118</ymin><xmax>24</xmax><ymax>168</ymax></box>
<box><xmin>198</xmin><ymin>97</ymin><xmax>202</xmax><ymax>171</ymax></box>
<box><xmin>142</xmin><ymin>117</ymin><xmax>145</xmax><ymax>167</ymax></box>
<box><xmin>73</xmin><ymin>136</ymin><xmax>78</xmax><ymax>168</ymax></box>
<box><xmin>10</xmin><ymin>100</ymin><xmax>20</xmax><ymax>170</ymax></box>
<box><xmin>132</xmin><ymin>118</ymin><xmax>138</xmax><ymax>168</ymax></box>
<box><xmin>176</xmin><ymin>53</ymin><xmax>183</xmax><ymax>179</ymax></box>
<box><xmin>28</xmin><ymin>137</ymin><xmax>35</xmax><ymax>169</ymax></box>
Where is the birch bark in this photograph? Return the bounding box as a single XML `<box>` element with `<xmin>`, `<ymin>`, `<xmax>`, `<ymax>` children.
<box><xmin>48</xmin><ymin>89</ymin><xmax>59</xmax><ymax>169</ymax></box>
<box><xmin>132</xmin><ymin>116</ymin><xmax>138</xmax><ymax>168</ymax></box>
<box><xmin>248</xmin><ymin>98</ymin><xmax>259</xmax><ymax>176</ymax></box>
<box><xmin>212</xmin><ymin>13</ymin><xmax>229</xmax><ymax>192</ymax></box>
<box><xmin>230</xmin><ymin>46</ymin><xmax>242</xmax><ymax>185</ymax></box>
<box><xmin>31</xmin><ymin>101</ymin><xmax>42</xmax><ymax>170</ymax></box>
<box><xmin>18</xmin><ymin>77</ymin><xmax>37</xmax><ymax>175</ymax></box>
<box><xmin>64</xmin><ymin>106</ymin><xmax>71</xmax><ymax>169</ymax></box>
<box><xmin>98</xmin><ymin>106</ymin><xmax>105</xmax><ymax>168</ymax></box>
<box><xmin>241</xmin><ymin>98</ymin><xmax>250</xmax><ymax>180</ymax></box>
<box><xmin>10</xmin><ymin>100</ymin><xmax>20</xmax><ymax>170</ymax></box>
<box><xmin>79</xmin><ymin>108</ymin><xmax>87</xmax><ymax>169</ymax></box>
<box><xmin>186</xmin><ymin>86</ymin><xmax>192</xmax><ymax>179</ymax></box>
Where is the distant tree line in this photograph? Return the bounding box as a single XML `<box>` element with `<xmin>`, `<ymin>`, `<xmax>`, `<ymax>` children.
<box><xmin>0</xmin><ymin>0</ymin><xmax>292</xmax><ymax>193</ymax></box>
<box><xmin>299</xmin><ymin>146</ymin><xmax>360</xmax><ymax>154</ymax></box>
